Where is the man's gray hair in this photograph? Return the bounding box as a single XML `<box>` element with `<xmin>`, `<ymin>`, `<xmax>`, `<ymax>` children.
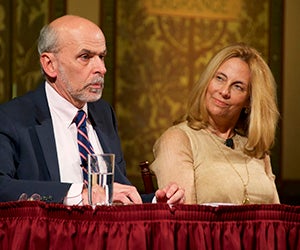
<box><xmin>37</xmin><ymin>24</ymin><xmax>59</xmax><ymax>55</ymax></box>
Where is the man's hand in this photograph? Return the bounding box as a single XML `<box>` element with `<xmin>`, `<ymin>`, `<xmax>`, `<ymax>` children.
<box><xmin>155</xmin><ymin>182</ymin><xmax>185</xmax><ymax>205</ymax></box>
<box><xmin>81</xmin><ymin>183</ymin><xmax>143</xmax><ymax>205</ymax></box>
<box><xmin>113</xmin><ymin>183</ymin><xmax>143</xmax><ymax>205</ymax></box>
<box><xmin>81</xmin><ymin>184</ymin><xmax>106</xmax><ymax>205</ymax></box>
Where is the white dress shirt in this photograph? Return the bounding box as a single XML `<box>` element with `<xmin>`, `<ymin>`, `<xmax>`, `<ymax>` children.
<box><xmin>46</xmin><ymin>82</ymin><xmax>103</xmax><ymax>205</ymax></box>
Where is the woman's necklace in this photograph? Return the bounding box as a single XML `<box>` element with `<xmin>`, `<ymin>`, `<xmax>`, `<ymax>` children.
<box><xmin>206</xmin><ymin>130</ymin><xmax>251</xmax><ymax>205</ymax></box>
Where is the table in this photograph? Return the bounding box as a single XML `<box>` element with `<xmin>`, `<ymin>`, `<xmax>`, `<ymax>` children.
<box><xmin>0</xmin><ymin>201</ymin><xmax>299</xmax><ymax>249</ymax></box>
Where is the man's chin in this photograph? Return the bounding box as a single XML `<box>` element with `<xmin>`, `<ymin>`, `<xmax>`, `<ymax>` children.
<box><xmin>87</xmin><ymin>94</ymin><xmax>102</xmax><ymax>103</ymax></box>
<box><xmin>76</xmin><ymin>89</ymin><xmax>102</xmax><ymax>103</ymax></box>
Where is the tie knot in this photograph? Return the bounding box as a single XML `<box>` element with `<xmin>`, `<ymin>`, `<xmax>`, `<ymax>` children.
<box><xmin>74</xmin><ymin>110</ymin><xmax>87</xmax><ymax>128</ymax></box>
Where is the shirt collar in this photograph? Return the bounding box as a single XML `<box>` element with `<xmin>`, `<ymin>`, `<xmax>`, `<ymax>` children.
<box><xmin>45</xmin><ymin>82</ymin><xmax>88</xmax><ymax>127</ymax></box>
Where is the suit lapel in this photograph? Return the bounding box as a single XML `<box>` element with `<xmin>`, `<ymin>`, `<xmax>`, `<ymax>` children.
<box><xmin>94</xmin><ymin>126</ymin><xmax>112</xmax><ymax>153</ymax></box>
<box><xmin>32</xmin><ymin>84</ymin><xmax>61</xmax><ymax>181</ymax></box>
<box><xmin>88</xmin><ymin>103</ymin><xmax>112</xmax><ymax>153</ymax></box>
<box><xmin>87</xmin><ymin>101</ymin><xmax>131</xmax><ymax>185</ymax></box>
<box><xmin>35</xmin><ymin>120</ymin><xmax>60</xmax><ymax>181</ymax></box>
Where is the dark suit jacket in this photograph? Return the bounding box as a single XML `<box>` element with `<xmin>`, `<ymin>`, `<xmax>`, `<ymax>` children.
<box><xmin>0</xmin><ymin>83</ymin><xmax>153</xmax><ymax>203</ymax></box>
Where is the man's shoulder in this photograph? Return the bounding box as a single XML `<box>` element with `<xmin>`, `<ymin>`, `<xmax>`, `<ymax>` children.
<box><xmin>0</xmin><ymin>83</ymin><xmax>46</xmax><ymax>121</ymax></box>
<box><xmin>0</xmin><ymin>83</ymin><xmax>44</xmax><ymax>109</ymax></box>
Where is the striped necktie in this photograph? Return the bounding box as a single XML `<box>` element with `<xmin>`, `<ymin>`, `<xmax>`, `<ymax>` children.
<box><xmin>74</xmin><ymin>110</ymin><xmax>94</xmax><ymax>185</ymax></box>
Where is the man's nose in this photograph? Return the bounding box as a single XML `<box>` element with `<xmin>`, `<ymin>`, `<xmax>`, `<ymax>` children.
<box><xmin>93</xmin><ymin>57</ymin><xmax>107</xmax><ymax>75</ymax></box>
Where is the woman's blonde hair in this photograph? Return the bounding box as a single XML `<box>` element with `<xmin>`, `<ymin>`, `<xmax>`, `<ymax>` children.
<box><xmin>177</xmin><ymin>43</ymin><xmax>279</xmax><ymax>158</ymax></box>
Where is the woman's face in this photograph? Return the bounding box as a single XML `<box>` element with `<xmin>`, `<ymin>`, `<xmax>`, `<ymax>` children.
<box><xmin>205</xmin><ymin>57</ymin><xmax>251</xmax><ymax>126</ymax></box>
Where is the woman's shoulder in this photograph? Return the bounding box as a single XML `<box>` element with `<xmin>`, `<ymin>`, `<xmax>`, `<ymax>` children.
<box><xmin>163</xmin><ymin>121</ymin><xmax>198</xmax><ymax>135</ymax></box>
<box><xmin>159</xmin><ymin>122</ymin><xmax>189</xmax><ymax>140</ymax></box>
<box><xmin>158</xmin><ymin>122</ymin><xmax>207</xmax><ymax>143</ymax></box>
<box><xmin>234</xmin><ymin>133</ymin><xmax>248</xmax><ymax>148</ymax></box>
<box><xmin>173</xmin><ymin>122</ymin><xmax>207</xmax><ymax>137</ymax></box>
<box><xmin>153</xmin><ymin>123</ymin><xmax>190</xmax><ymax>151</ymax></box>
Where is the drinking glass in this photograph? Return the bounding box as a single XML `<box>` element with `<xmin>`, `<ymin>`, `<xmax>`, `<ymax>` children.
<box><xmin>88</xmin><ymin>153</ymin><xmax>115</xmax><ymax>206</ymax></box>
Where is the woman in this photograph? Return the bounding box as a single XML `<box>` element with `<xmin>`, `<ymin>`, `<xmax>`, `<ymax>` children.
<box><xmin>150</xmin><ymin>43</ymin><xmax>280</xmax><ymax>205</ymax></box>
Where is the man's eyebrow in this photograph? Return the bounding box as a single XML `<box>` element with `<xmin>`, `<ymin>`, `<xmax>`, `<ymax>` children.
<box><xmin>79</xmin><ymin>49</ymin><xmax>107</xmax><ymax>55</ymax></box>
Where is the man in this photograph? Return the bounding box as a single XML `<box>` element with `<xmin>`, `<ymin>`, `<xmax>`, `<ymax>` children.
<box><xmin>0</xmin><ymin>15</ymin><xmax>184</xmax><ymax>205</ymax></box>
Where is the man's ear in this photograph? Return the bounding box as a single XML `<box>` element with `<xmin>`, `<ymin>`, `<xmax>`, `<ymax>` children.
<box><xmin>40</xmin><ymin>53</ymin><xmax>57</xmax><ymax>79</ymax></box>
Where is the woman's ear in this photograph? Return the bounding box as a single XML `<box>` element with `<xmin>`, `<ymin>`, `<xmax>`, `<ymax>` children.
<box><xmin>244</xmin><ymin>106</ymin><xmax>250</xmax><ymax>114</ymax></box>
<box><xmin>244</xmin><ymin>101</ymin><xmax>251</xmax><ymax>114</ymax></box>
<box><xmin>244</xmin><ymin>97</ymin><xmax>251</xmax><ymax>114</ymax></box>
<box><xmin>40</xmin><ymin>52</ymin><xmax>57</xmax><ymax>79</ymax></box>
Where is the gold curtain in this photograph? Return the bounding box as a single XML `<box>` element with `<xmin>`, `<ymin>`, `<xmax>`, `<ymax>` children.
<box><xmin>0</xmin><ymin>0</ymin><xmax>65</xmax><ymax>103</ymax></box>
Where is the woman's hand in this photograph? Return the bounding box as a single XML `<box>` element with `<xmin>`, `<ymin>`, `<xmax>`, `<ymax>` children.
<box><xmin>155</xmin><ymin>182</ymin><xmax>185</xmax><ymax>205</ymax></box>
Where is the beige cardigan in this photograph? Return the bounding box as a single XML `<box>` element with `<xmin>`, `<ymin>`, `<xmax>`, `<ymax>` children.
<box><xmin>150</xmin><ymin>122</ymin><xmax>280</xmax><ymax>205</ymax></box>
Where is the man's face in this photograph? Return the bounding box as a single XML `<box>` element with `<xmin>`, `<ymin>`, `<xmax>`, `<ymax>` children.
<box><xmin>50</xmin><ymin>22</ymin><xmax>107</xmax><ymax>108</ymax></box>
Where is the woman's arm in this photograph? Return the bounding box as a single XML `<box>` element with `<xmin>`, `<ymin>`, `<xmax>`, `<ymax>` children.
<box><xmin>150</xmin><ymin>127</ymin><xmax>196</xmax><ymax>203</ymax></box>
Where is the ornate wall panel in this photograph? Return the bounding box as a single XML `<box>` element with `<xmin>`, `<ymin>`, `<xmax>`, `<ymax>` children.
<box><xmin>115</xmin><ymin>0</ymin><xmax>272</xmax><ymax>187</ymax></box>
<box><xmin>0</xmin><ymin>1</ymin><xmax>12</xmax><ymax>103</ymax></box>
<box><xmin>0</xmin><ymin>0</ymin><xmax>65</xmax><ymax>103</ymax></box>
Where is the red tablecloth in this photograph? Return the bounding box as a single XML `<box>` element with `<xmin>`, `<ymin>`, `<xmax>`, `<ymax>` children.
<box><xmin>0</xmin><ymin>201</ymin><xmax>299</xmax><ymax>250</ymax></box>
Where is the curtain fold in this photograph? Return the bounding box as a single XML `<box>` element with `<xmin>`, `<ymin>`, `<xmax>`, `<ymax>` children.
<box><xmin>0</xmin><ymin>201</ymin><xmax>299</xmax><ymax>249</ymax></box>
